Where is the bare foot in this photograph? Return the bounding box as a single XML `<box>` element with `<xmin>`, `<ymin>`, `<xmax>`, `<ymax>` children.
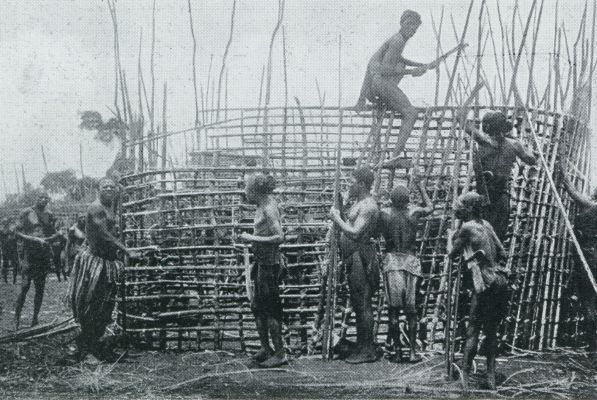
<box><xmin>408</xmin><ymin>352</ymin><xmax>422</xmax><ymax>363</ymax></box>
<box><xmin>259</xmin><ymin>353</ymin><xmax>288</xmax><ymax>368</ymax></box>
<box><xmin>252</xmin><ymin>347</ymin><xmax>274</xmax><ymax>363</ymax></box>
<box><xmin>345</xmin><ymin>346</ymin><xmax>377</xmax><ymax>364</ymax></box>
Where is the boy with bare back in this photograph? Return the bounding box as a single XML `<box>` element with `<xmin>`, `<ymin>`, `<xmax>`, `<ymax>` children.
<box><xmin>379</xmin><ymin>181</ymin><xmax>433</xmax><ymax>363</ymax></box>
<box><xmin>355</xmin><ymin>10</ymin><xmax>465</xmax><ymax>159</ymax></box>
<box><xmin>330</xmin><ymin>167</ymin><xmax>380</xmax><ymax>363</ymax></box>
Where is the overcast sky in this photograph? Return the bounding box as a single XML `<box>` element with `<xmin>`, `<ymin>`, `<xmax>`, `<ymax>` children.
<box><xmin>0</xmin><ymin>0</ymin><xmax>594</xmax><ymax>197</ymax></box>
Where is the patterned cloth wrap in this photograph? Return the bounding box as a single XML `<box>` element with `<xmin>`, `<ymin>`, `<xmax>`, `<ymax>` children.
<box><xmin>70</xmin><ymin>248</ymin><xmax>124</xmax><ymax>328</ymax></box>
<box><xmin>382</xmin><ymin>252</ymin><xmax>423</xmax><ymax>277</ymax></box>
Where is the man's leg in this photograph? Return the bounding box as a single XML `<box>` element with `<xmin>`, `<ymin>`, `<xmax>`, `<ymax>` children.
<box><xmin>11</xmin><ymin>256</ymin><xmax>19</xmax><ymax>284</ymax></box>
<box><xmin>387</xmin><ymin>307</ymin><xmax>402</xmax><ymax>362</ymax></box>
<box><xmin>385</xmin><ymin>270</ymin><xmax>403</xmax><ymax>362</ymax></box>
<box><xmin>461</xmin><ymin>294</ymin><xmax>481</xmax><ymax>391</ymax></box>
<box><xmin>346</xmin><ymin>253</ymin><xmax>376</xmax><ymax>364</ymax></box>
<box><xmin>405</xmin><ymin>273</ymin><xmax>421</xmax><ymax>363</ymax></box>
<box><xmin>54</xmin><ymin>256</ymin><xmax>62</xmax><ymax>282</ymax></box>
<box><xmin>251</xmin><ymin>264</ymin><xmax>274</xmax><ymax>363</ymax></box>
<box><xmin>355</xmin><ymin>72</ymin><xmax>372</xmax><ymax>112</ymax></box>
<box><xmin>31</xmin><ymin>275</ymin><xmax>46</xmax><ymax>326</ymax></box>
<box><xmin>484</xmin><ymin>320</ymin><xmax>499</xmax><ymax>390</ymax></box>
<box><xmin>15</xmin><ymin>276</ymin><xmax>32</xmax><ymax>330</ymax></box>
<box><xmin>260</xmin><ymin>265</ymin><xmax>288</xmax><ymax>367</ymax></box>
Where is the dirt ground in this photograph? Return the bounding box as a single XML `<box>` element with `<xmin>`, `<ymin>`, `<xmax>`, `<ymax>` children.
<box><xmin>1</xmin><ymin>278</ymin><xmax>597</xmax><ymax>399</ymax></box>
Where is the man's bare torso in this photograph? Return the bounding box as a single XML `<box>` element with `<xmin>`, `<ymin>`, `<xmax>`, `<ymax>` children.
<box><xmin>477</xmin><ymin>138</ymin><xmax>524</xmax><ymax>178</ymax></box>
<box><xmin>369</xmin><ymin>33</ymin><xmax>407</xmax><ymax>84</ymax></box>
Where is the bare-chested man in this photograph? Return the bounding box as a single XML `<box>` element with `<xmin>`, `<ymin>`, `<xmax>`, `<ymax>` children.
<box><xmin>557</xmin><ymin>162</ymin><xmax>597</xmax><ymax>362</ymax></box>
<box><xmin>239</xmin><ymin>173</ymin><xmax>287</xmax><ymax>368</ymax></box>
<box><xmin>379</xmin><ymin>181</ymin><xmax>433</xmax><ymax>363</ymax></box>
<box><xmin>15</xmin><ymin>192</ymin><xmax>62</xmax><ymax>329</ymax></box>
<box><xmin>460</xmin><ymin>111</ymin><xmax>537</xmax><ymax>240</ymax></box>
<box><xmin>330</xmin><ymin>167</ymin><xmax>380</xmax><ymax>363</ymax></box>
<box><xmin>449</xmin><ymin>192</ymin><xmax>510</xmax><ymax>391</ymax></box>
<box><xmin>355</xmin><ymin>10</ymin><xmax>465</xmax><ymax>159</ymax></box>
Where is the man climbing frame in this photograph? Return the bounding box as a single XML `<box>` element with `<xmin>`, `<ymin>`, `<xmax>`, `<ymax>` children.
<box><xmin>355</xmin><ymin>9</ymin><xmax>465</xmax><ymax>161</ymax></box>
<box><xmin>459</xmin><ymin>110</ymin><xmax>537</xmax><ymax>241</ymax></box>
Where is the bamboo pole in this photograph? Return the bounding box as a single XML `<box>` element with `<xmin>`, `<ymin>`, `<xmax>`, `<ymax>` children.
<box><xmin>281</xmin><ymin>26</ymin><xmax>289</xmax><ymax>170</ymax></box>
<box><xmin>40</xmin><ymin>145</ymin><xmax>49</xmax><ymax>174</ymax></box>
<box><xmin>13</xmin><ymin>165</ymin><xmax>20</xmax><ymax>195</ymax></box>
<box><xmin>79</xmin><ymin>143</ymin><xmax>85</xmax><ymax>178</ymax></box>
<box><xmin>514</xmin><ymin>87</ymin><xmax>597</xmax><ymax>295</ymax></box>
<box><xmin>262</xmin><ymin>0</ymin><xmax>285</xmax><ymax>167</ymax></box>
<box><xmin>505</xmin><ymin>0</ymin><xmax>538</xmax><ymax>105</ymax></box>
<box><xmin>216</xmin><ymin>0</ymin><xmax>237</xmax><ymax>121</ymax></box>
<box><xmin>187</xmin><ymin>0</ymin><xmax>201</xmax><ymax>150</ymax></box>
<box><xmin>322</xmin><ymin>109</ymin><xmax>343</xmax><ymax>360</ymax></box>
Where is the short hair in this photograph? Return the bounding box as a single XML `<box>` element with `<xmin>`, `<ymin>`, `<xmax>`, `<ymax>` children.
<box><xmin>455</xmin><ymin>192</ymin><xmax>484</xmax><ymax>219</ymax></box>
<box><xmin>352</xmin><ymin>167</ymin><xmax>375</xmax><ymax>190</ymax></box>
<box><xmin>390</xmin><ymin>185</ymin><xmax>410</xmax><ymax>207</ymax></box>
<box><xmin>245</xmin><ymin>173</ymin><xmax>276</xmax><ymax>195</ymax></box>
<box><xmin>482</xmin><ymin>111</ymin><xmax>513</xmax><ymax>136</ymax></box>
<box><xmin>401</xmin><ymin>10</ymin><xmax>422</xmax><ymax>25</ymax></box>
<box><xmin>99</xmin><ymin>177</ymin><xmax>116</xmax><ymax>188</ymax></box>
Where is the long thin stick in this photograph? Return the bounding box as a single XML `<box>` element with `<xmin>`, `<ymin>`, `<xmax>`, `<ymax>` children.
<box><xmin>216</xmin><ymin>0</ymin><xmax>237</xmax><ymax>121</ymax></box>
<box><xmin>514</xmin><ymin>87</ymin><xmax>597</xmax><ymax>295</ymax></box>
<box><xmin>187</xmin><ymin>0</ymin><xmax>201</xmax><ymax>149</ymax></box>
<box><xmin>13</xmin><ymin>165</ymin><xmax>20</xmax><ymax>195</ymax></box>
<box><xmin>79</xmin><ymin>143</ymin><xmax>85</xmax><ymax>178</ymax></box>
<box><xmin>40</xmin><ymin>145</ymin><xmax>49</xmax><ymax>174</ymax></box>
<box><xmin>322</xmin><ymin>109</ymin><xmax>343</xmax><ymax>360</ymax></box>
<box><xmin>505</xmin><ymin>0</ymin><xmax>538</xmax><ymax>105</ymax></box>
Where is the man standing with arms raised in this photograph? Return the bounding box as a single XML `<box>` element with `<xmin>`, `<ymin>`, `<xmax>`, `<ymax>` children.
<box><xmin>330</xmin><ymin>167</ymin><xmax>380</xmax><ymax>363</ymax></box>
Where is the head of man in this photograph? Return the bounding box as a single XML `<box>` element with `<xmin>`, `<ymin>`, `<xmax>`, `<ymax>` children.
<box><xmin>35</xmin><ymin>192</ymin><xmax>50</xmax><ymax>210</ymax></box>
<box><xmin>244</xmin><ymin>173</ymin><xmax>276</xmax><ymax>205</ymax></box>
<box><xmin>348</xmin><ymin>167</ymin><xmax>374</xmax><ymax>200</ymax></box>
<box><xmin>77</xmin><ymin>212</ymin><xmax>86</xmax><ymax>227</ymax></box>
<box><xmin>390</xmin><ymin>185</ymin><xmax>410</xmax><ymax>209</ymax></box>
<box><xmin>482</xmin><ymin>111</ymin><xmax>513</xmax><ymax>137</ymax></box>
<box><xmin>454</xmin><ymin>192</ymin><xmax>484</xmax><ymax>221</ymax></box>
<box><xmin>400</xmin><ymin>10</ymin><xmax>422</xmax><ymax>39</ymax></box>
<box><xmin>99</xmin><ymin>177</ymin><xmax>117</xmax><ymax>205</ymax></box>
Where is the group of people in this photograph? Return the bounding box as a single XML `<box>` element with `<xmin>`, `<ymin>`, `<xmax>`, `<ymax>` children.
<box><xmin>237</xmin><ymin>8</ymin><xmax>597</xmax><ymax>392</ymax></box>
<box><xmin>1</xmin><ymin>198</ymin><xmax>87</xmax><ymax>329</ymax></box>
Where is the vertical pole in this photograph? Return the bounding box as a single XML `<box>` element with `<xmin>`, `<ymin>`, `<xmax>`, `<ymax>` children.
<box><xmin>41</xmin><ymin>145</ymin><xmax>49</xmax><ymax>174</ymax></box>
<box><xmin>79</xmin><ymin>142</ymin><xmax>85</xmax><ymax>178</ymax></box>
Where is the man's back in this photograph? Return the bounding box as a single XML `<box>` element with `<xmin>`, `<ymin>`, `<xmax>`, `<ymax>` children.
<box><xmin>380</xmin><ymin>207</ymin><xmax>419</xmax><ymax>254</ymax></box>
<box><xmin>477</xmin><ymin>137</ymin><xmax>524</xmax><ymax>177</ymax></box>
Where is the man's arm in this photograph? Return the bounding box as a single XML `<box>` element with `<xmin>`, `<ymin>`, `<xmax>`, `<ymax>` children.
<box><xmin>411</xmin><ymin>181</ymin><xmax>434</xmax><ymax>218</ymax></box>
<box><xmin>331</xmin><ymin>202</ymin><xmax>377</xmax><ymax>241</ymax></box>
<box><xmin>448</xmin><ymin>226</ymin><xmax>469</xmax><ymax>259</ymax></box>
<box><xmin>399</xmin><ymin>56</ymin><xmax>427</xmax><ymax>68</ymax></box>
<box><xmin>459</xmin><ymin>119</ymin><xmax>496</xmax><ymax>148</ymax></box>
<box><xmin>241</xmin><ymin>206</ymin><xmax>284</xmax><ymax>244</ymax></box>
<box><xmin>89</xmin><ymin>206</ymin><xmax>131</xmax><ymax>255</ymax></box>
<box><xmin>514</xmin><ymin>141</ymin><xmax>537</xmax><ymax>166</ymax></box>
<box><xmin>558</xmin><ymin>163</ymin><xmax>595</xmax><ymax>208</ymax></box>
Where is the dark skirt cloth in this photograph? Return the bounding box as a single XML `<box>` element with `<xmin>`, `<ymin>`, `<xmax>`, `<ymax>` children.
<box><xmin>70</xmin><ymin>249</ymin><xmax>123</xmax><ymax>333</ymax></box>
<box><xmin>22</xmin><ymin>246</ymin><xmax>53</xmax><ymax>281</ymax></box>
<box><xmin>469</xmin><ymin>270</ymin><xmax>510</xmax><ymax>327</ymax></box>
<box><xmin>250</xmin><ymin>263</ymin><xmax>283</xmax><ymax>319</ymax></box>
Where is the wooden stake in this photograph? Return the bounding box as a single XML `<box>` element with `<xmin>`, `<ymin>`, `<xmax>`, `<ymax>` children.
<box><xmin>322</xmin><ymin>109</ymin><xmax>343</xmax><ymax>360</ymax></box>
<box><xmin>216</xmin><ymin>0</ymin><xmax>236</xmax><ymax>121</ymax></box>
<box><xmin>79</xmin><ymin>142</ymin><xmax>85</xmax><ymax>178</ymax></box>
<box><xmin>40</xmin><ymin>145</ymin><xmax>49</xmax><ymax>174</ymax></box>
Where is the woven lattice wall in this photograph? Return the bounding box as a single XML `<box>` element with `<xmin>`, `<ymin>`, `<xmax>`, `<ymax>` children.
<box><xmin>118</xmin><ymin>105</ymin><xmax>590</xmax><ymax>353</ymax></box>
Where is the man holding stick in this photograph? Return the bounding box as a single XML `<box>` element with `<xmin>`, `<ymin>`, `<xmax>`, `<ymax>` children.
<box><xmin>379</xmin><ymin>180</ymin><xmax>433</xmax><ymax>363</ymax></box>
<box><xmin>355</xmin><ymin>9</ymin><xmax>466</xmax><ymax>159</ymax></box>
<box><xmin>330</xmin><ymin>167</ymin><xmax>380</xmax><ymax>363</ymax></box>
<box><xmin>448</xmin><ymin>192</ymin><xmax>510</xmax><ymax>390</ymax></box>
